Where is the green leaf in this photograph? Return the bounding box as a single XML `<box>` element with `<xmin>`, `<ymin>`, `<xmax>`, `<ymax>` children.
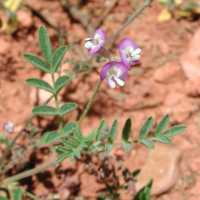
<box><xmin>52</xmin><ymin>46</ymin><xmax>68</xmax><ymax>72</ymax></box>
<box><xmin>59</xmin><ymin>103</ymin><xmax>77</xmax><ymax>116</ymax></box>
<box><xmin>54</xmin><ymin>75</ymin><xmax>71</xmax><ymax>94</ymax></box>
<box><xmin>122</xmin><ymin>118</ymin><xmax>132</xmax><ymax>142</ymax></box>
<box><xmin>122</xmin><ymin>140</ymin><xmax>132</xmax><ymax>152</ymax></box>
<box><xmin>96</xmin><ymin>119</ymin><xmax>107</xmax><ymax>141</ymax></box>
<box><xmin>41</xmin><ymin>122</ymin><xmax>78</xmax><ymax>145</ymax></box>
<box><xmin>41</xmin><ymin>131</ymin><xmax>58</xmax><ymax>144</ymax></box>
<box><xmin>56</xmin><ymin>152</ymin><xmax>69</xmax><ymax>163</ymax></box>
<box><xmin>134</xmin><ymin>180</ymin><xmax>152</xmax><ymax>200</ymax></box>
<box><xmin>32</xmin><ymin>105</ymin><xmax>58</xmax><ymax>116</ymax></box>
<box><xmin>105</xmin><ymin>143</ymin><xmax>113</xmax><ymax>153</ymax></box>
<box><xmin>164</xmin><ymin>125</ymin><xmax>186</xmax><ymax>138</ymax></box>
<box><xmin>38</xmin><ymin>26</ymin><xmax>52</xmax><ymax>64</ymax></box>
<box><xmin>0</xmin><ymin>197</ymin><xmax>8</xmax><ymax>200</ymax></box>
<box><xmin>153</xmin><ymin>135</ymin><xmax>171</xmax><ymax>144</ymax></box>
<box><xmin>74</xmin><ymin>124</ymin><xmax>83</xmax><ymax>139</ymax></box>
<box><xmin>139</xmin><ymin>117</ymin><xmax>154</xmax><ymax>139</ymax></box>
<box><xmin>24</xmin><ymin>53</ymin><xmax>50</xmax><ymax>73</ymax></box>
<box><xmin>0</xmin><ymin>134</ymin><xmax>10</xmax><ymax>146</ymax></box>
<box><xmin>62</xmin><ymin>137</ymin><xmax>80</xmax><ymax>149</ymax></box>
<box><xmin>13</xmin><ymin>188</ymin><xmax>23</xmax><ymax>200</ymax></box>
<box><xmin>132</xmin><ymin>169</ymin><xmax>141</xmax><ymax>178</ymax></box>
<box><xmin>155</xmin><ymin>115</ymin><xmax>169</xmax><ymax>136</ymax></box>
<box><xmin>56</xmin><ymin>132</ymin><xmax>84</xmax><ymax>160</ymax></box>
<box><xmin>26</xmin><ymin>78</ymin><xmax>54</xmax><ymax>93</ymax></box>
<box><xmin>109</xmin><ymin>120</ymin><xmax>118</xmax><ymax>143</ymax></box>
<box><xmin>84</xmin><ymin>130</ymin><xmax>97</xmax><ymax>144</ymax></box>
<box><xmin>63</xmin><ymin>122</ymin><xmax>78</xmax><ymax>134</ymax></box>
<box><xmin>140</xmin><ymin>138</ymin><xmax>154</xmax><ymax>149</ymax></box>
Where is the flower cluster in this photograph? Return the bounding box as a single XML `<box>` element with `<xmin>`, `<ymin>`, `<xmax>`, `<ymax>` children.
<box><xmin>84</xmin><ymin>29</ymin><xmax>142</xmax><ymax>89</ymax></box>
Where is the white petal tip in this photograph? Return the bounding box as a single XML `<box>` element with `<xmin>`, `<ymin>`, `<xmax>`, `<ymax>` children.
<box><xmin>84</xmin><ymin>41</ymin><xmax>94</xmax><ymax>49</ymax></box>
<box><xmin>108</xmin><ymin>78</ymin><xmax>116</xmax><ymax>89</ymax></box>
<box><xmin>114</xmin><ymin>77</ymin><xmax>125</xmax><ymax>87</ymax></box>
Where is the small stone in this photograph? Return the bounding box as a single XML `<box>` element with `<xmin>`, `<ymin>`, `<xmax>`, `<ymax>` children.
<box><xmin>59</xmin><ymin>189</ymin><xmax>70</xmax><ymax>200</ymax></box>
<box><xmin>17</xmin><ymin>9</ymin><xmax>33</xmax><ymax>28</ymax></box>
<box><xmin>162</xmin><ymin>92</ymin><xmax>198</xmax><ymax>122</ymax></box>
<box><xmin>0</xmin><ymin>80</ymin><xmax>32</xmax><ymax>132</ymax></box>
<box><xmin>136</xmin><ymin>143</ymin><xmax>181</xmax><ymax>196</ymax></box>
<box><xmin>81</xmin><ymin>173</ymin><xmax>103</xmax><ymax>198</ymax></box>
<box><xmin>153</xmin><ymin>62</ymin><xmax>181</xmax><ymax>83</ymax></box>
<box><xmin>113</xmin><ymin>147</ymin><xmax>125</xmax><ymax>160</ymax></box>
<box><xmin>185</xmin><ymin>78</ymin><xmax>200</xmax><ymax>97</ymax></box>
<box><xmin>0</xmin><ymin>38</ymin><xmax>10</xmax><ymax>54</ymax></box>
<box><xmin>180</xmin><ymin>27</ymin><xmax>200</xmax><ymax>80</ymax></box>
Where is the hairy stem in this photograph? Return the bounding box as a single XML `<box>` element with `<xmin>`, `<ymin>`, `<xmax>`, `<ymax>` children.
<box><xmin>108</xmin><ymin>0</ymin><xmax>153</xmax><ymax>48</ymax></box>
<box><xmin>51</xmin><ymin>74</ymin><xmax>59</xmax><ymax>109</ymax></box>
<box><xmin>78</xmin><ymin>80</ymin><xmax>101</xmax><ymax>124</ymax></box>
<box><xmin>2</xmin><ymin>159</ymin><xmax>58</xmax><ymax>185</ymax></box>
<box><xmin>51</xmin><ymin>73</ymin><xmax>64</xmax><ymax>130</ymax></box>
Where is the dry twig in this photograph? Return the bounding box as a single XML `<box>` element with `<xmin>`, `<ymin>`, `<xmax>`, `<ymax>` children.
<box><xmin>60</xmin><ymin>0</ymin><xmax>93</xmax><ymax>33</ymax></box>
<box><xmin>92</xmin><ymin>0</ymin><xmax>118</xmax><ymax>30</ymax></box>
<box><xmin>108</xmin><ymin>0</ymin><xmax>153</xmax><ymax>48</ymax></box>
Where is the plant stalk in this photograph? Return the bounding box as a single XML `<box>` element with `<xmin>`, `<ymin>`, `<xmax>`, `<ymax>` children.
<box><xmin>51</xmin><ymin>73</ymin><xmax>59</xmax><ymax>109</ymax></box>
<box><xmin>51</xmin><ymin>73</ymin><xmax>64</xmax><ymax>130</ymax></box>
<box><xmin>2</xmin><ymin>159</ymin><xmax>58</xmax><ymax>185</ymax></box>
<box><xmin>108</xmin><ymin>0</ymin><xmax>153</xmax><ymax>48</ymax></box>
<box><xmin>78</xmin><ymin>80</ymin><xmax>101</xmax><ymax>124</ymax></box>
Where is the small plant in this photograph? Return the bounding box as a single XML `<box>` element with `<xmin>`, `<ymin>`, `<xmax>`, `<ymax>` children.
<box><xmin>0</xmin><ymin>1</ymin><xmax>186</xmax><ymax>199</ymax></box>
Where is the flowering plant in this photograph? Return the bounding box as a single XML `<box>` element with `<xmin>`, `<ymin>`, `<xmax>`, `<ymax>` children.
<box><xmin>84</xmin><ymin>28</ymin><xmax>106</xmax><ymax>55</ymax></box>
<box><xmin>0</xmin><ymin>1</ymin><xmax>186</xmax><ymax>199</ymax></box>
<box><xmin>0</xmin><ymin>25</ymin><xmax>186</xmax><ymax>200</ymax></box>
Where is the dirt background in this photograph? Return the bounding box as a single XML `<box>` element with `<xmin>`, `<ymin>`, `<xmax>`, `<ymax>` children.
<box><xmin>1</xmin><ymin>0</ymin><xmax>200</xmax><ymax>199</ymax></box>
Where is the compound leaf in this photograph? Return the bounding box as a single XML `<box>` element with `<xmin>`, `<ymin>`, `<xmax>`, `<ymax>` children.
<box><xmin>26</xmin><ymin>78</ymin><xmax>54</xmax><ymax>93</ymax></box>
<box><xmin>38</xmin><ymin>26</ymin><xmax>52</xmax><ymax>64</ymax></box>
<box><xmin>24</xmin><ymin>53</ymin><xmax>50</xmax><ymax>73</ymax></box>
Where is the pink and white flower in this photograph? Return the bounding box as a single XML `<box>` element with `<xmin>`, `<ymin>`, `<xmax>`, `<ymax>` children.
<box><xmin>84</xmin><ymin>29</ymin><xmax>105</xmax><ymax>55</ymax></box>
<box><xmin>100</xmin><ymin>61</ymin><xmax>128</xmax><ymax>89</ymax></box>
<box><xmin>118</xmin><ymin>38</ymin><xmax>141</xmax><ymax>67</ymax></box>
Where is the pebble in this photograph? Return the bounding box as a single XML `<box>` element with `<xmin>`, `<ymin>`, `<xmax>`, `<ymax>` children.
<box><xmin>153</xmin><ymin>62</ymin><xmax>181</xmax><ymax>83</ymax></box>
<box><xmin>180</xmin><ymin>27</ymin><xmax>200</xmax><ymax>80</ymax></box>
<box><xmin>17</xmin><ymin>9</ymin><xmax>33</xmax><ymax>28</ymax></box>
<box><xmin>136</xmin><ymin>143</ymin><xmax>181</xmax><ymax>196</ymax></box>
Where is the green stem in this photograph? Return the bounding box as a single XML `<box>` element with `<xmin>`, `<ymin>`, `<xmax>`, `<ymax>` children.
<box><xmin>78</xmin><ymin>80</ymin><xmax>101</xmax><ymax>124</ymax></box>
<box><xmin>51</xmin><ymin>74</ymin><xmax>59</xmax><ymax>109</ymax></box>
<box><xmin>51</xmin><ymin>73</ymin><xmax>64</xmax><ymax>130</ymax></box>
<box><xmin>2</xmin><ymin>159</ymin><xmax>58</xmax><ymax>185</ymax></box>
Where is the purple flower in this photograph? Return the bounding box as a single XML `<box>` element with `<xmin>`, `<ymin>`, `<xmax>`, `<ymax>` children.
<box><xmin>100</xmin><ymin>61</ymin><xmax>128</xmax><ymax>89</ymax></box>
<box><xmin>118</xmin><ymin>38</ymin><xmax>141</xmax><ymax>67</ymax></box>
<box><xmin>3</xmin><ymin>121</ymin><xmax>15</xmax><ymax>133</ymax></box>
<box><xmin>84</xmin><ymin>29</ymin><xmax>105</xmax><ymax>55</ymax></box>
